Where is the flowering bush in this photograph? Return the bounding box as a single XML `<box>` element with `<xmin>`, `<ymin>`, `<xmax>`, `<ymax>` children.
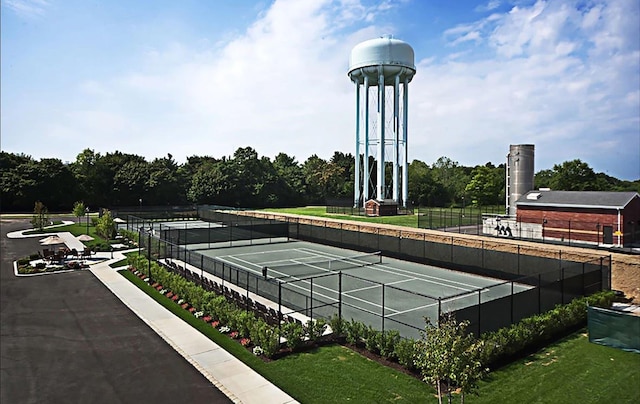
<box><xmin>211</xmin><ymin>320</ymin><xmax>220</xmax><ymax>328</ymax></box>
<box><xmin>177</xmin><ymin>299</ymin><xmax>185</xmax><ymax>305</ymax></box>
<box><xmin>194</xmin><ymin>311</ymin><xmax>204</xmax><ymax>318</ymax></box>
<box><xmin>219</xmin><ymin>326</ymin><xmax>230</xmax><ymax>333</ymax></box>
<box><xmin>159</xmin><ymin>289</ymin><xmax>167</xmax><ymax>294</ymax></box>
<box><xmin>230</xmin><ymin>331</ymin><xmax>239</xmax><ymax>339</ymax></box>
<box><xmin>240</xmin><ymin>338</ymin><xmax>251</xmax><ymax>347</ymax></box>
<box><xmin>143</xmin><ymin>277</ymin><xmax>150</xmax><ymax>283</ymax></box>
<box><xmin>252</xmin><ymin>346</ymin><xmax>264</xmax><ymax>356</ymax></box>
<box><xmin>203</xmin><ymin>315</ymin><xmax>212</xmax><ymax>323</ymax></box>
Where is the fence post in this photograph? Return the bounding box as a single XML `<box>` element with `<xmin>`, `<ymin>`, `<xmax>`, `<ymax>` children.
<box><xmin>278</xmin><ymin>283</ymin><xmax>283</xmax><ymax>339</ymax></box>
<box><xmin>561</xmin><ymin>267</ymin><xmax>565</xmax><ymax>304</ymax></box>
<box><xmin>511</xmin><ymin>281</ymin><xmax>514</xmax><ymax>324</ymax></box>
<box><xmin>200</xmin><ymin>254</ymin><xmax>204</xmax><ymax>286</ymax></box>
<box><xmin>450</xmin><ymin>236</ymin><xmax>454</xmax><ymax>263</ymax></box>
<box><xmin>338</xmin><ymin>272</ymin><xmax>342</xmax><ymax>321</ymax></box>
<box><xmin>437</xmin><ymin>298</ymin><xmax>441</xmax><ymax>326</ymax></box>
<box><xmin>477</xmin><ymin>290</ymin><xmax>482</xmax><ymax>336</ymax></box>
<box><xmin>381</xmin><ymin>284</ymin><xmax>385</xmax><ymax>334</ymax></box>
<box><xmin>559</xmin><ymin>250</ymin><xmax>562</xmax><ymax>272</ymax></box>
<box><xmin>310</xmin><ymin>278</ymin><xmax>314</xmax><ymax>320</ymax></box>
<box><xmin>538</xmin><ymin>273</ymin><xmax>542</xmax><ymax>314</ymax></box>
<box><xmin>481</xmin><ymin>240</ymin><xmax>485</xmax><ymax>269</ymax></box>
<box><xmin>517</xmin><ymin>245</ymin><xmax>520</xmax><ymax>275</ymax></box>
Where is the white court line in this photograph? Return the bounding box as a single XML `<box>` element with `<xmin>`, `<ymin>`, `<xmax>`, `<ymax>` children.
<box><xmin>215</xmin><ymin>255</ymin><xmax>344</xmax><ymax>304</ymax></box>
<box><xmin>385</xmin><ymin>301</ymin><xmax>440</xmax><ymax>317</ymax></box>
<box><xmin>222</xmin><ymin>253</ymin><xmax>400</xmax><ymax>314</ymax></box>
<box><xmin>298</xmin><ymin>247</ymin><xmax>478</xmax><ymax>292</ymax></box>
<box><xmin>218</xmin><ymin>246</ymin><xmax>487</xmax><ymax>319</ymax></box>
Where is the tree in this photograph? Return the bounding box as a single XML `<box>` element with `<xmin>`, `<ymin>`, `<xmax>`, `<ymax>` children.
<box><xmin>273</xmin><ymin>153</ymin><xmax>305</xmax><ymax>206</ymax></box>
<box><xmin>95</xmin><ymin>209</ymin><xmax>116</xmax><ymax>240</ymax></box>
<box><xmin>464</xmin><ymin>165</ymin><xmax>504</xmax><ymax>206</ymax></box>
<box><xmin>31</xmin><ymin>201</ymin><xmax>49</xmax><ymax>230</ymax></box>
<box><xmin>414</xmin><ymin>314</ymin><xmax>486</xmax><ymax>404</ymax></box>
<box><xmin>431</xmin><ymin>157</ymin><xmax>470</xmax><ymax>206</ymax></box>
<box><xmin>72</xmin><ymin>201</ymin><xmax>86</xmax><ymax>226</ymax></box>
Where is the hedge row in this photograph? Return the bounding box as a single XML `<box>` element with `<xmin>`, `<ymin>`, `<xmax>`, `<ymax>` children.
<box><xmin>128</xmin><ymin>254</ymin><xmax>614</xmax><ymax>369</ymax></box>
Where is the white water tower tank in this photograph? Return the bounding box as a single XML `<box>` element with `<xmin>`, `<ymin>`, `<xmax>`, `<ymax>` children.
<box><xmin>348</xmin><ymin>36</ymin><xmax>416</xmax><ymax>207</ymax></box>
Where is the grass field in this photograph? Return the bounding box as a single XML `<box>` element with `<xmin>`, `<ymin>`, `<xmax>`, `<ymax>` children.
<box><xmin>468</xmin><ymin>332</ymin><xmax>640</xmax><ymax>403</ymax></box>
<box><xmin>120</xmin><ymin>267</ymin><xmax>640</xmax><ymax>403</ymax></box>
<box><xmin>264</xmin><ymin>206</ymin><xmax>420</xmax><ymax>227</ymax></box>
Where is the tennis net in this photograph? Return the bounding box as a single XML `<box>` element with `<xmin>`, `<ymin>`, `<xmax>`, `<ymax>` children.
<box><xmin>267</xmin><ymin>251</ymin><xmax>382</xmax><ymax>280</ymax></box>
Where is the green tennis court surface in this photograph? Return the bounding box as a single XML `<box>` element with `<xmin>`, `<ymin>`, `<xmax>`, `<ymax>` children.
<box><xmin>194</xmin><ymin>239</ymin><xmax>531</xmax><ymax>338</ymax></box>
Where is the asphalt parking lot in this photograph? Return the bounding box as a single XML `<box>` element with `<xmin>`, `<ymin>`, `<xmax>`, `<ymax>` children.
<box><xmin>0</xmin><ymin>218</ymin><xmax>231</xmax><ymax>404</ymax></box>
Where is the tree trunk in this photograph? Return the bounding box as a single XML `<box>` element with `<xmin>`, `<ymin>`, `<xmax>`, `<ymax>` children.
<box><xmin>437</xmin><ymin>379</ymin><xmax>443</xmax><ymax>404</ymax></box>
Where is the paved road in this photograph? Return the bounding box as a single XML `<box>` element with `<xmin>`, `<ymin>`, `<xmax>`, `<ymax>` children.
<box><xmin>0</xmin><ymin>218</ymin><xmax>232</xmax><ymax>404</ymax></box>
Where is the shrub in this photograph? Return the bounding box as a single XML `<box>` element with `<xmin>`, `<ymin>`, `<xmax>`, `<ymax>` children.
<box><xmin>479</xmin><ymin>291</ymin><xmax>615</xmax><ymax>366</ymax></box>
<box><xmin>378</xmin><ymin>330</ymin><xmax>401</xmax><ymax>360</ymax></box>
<box><xmin>304</xmin><ymin>318</ymin><xmax>327</xmax><ymax>341</ymax></box>
<box><xmin>394</xmin><ymin>338</ymin><xmax>417</xmax><ymax>370</ymax></box>
<box><xmin>345</xmin><ymin>319</ymin><xmax>367</xmax><ymax>346</ymax></box>
<box><xmin>329</xmin><ymin>314</ymin><xmax>346</xmax><ymax>337</ymax></box>
<box><xmin>251</xmin><ymin>321</ymin><xmax>280</xmax><ymax>358</ymax></box>
<box><xmin>281</xmin><ymin>321</ymin><xmax>305</xmax><ymax>350</ymax></box>
<box><xmin>363</xmin><ymin>326</ymin><xmax>381</xmax><ymax>354</ymax></box>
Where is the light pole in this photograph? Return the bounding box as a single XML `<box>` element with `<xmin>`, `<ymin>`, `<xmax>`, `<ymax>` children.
<box><xmin>85</xmin><ymin>207</ymin><xmax>89</xmax><ymax>234</ymax></box>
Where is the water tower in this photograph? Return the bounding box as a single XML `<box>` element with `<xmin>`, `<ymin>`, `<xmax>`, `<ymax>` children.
<box><xmin>348</xmin><ymin>35</ymin><xmax>416</xmax><ymax>208</ymax></box>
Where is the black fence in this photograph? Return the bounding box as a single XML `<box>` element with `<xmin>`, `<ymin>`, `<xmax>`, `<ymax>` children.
<box><xmin>417</xmin><ymin>206</ymin><xmax>505</xmax><ymax>234</ymax></box>
<box><xmin>132</xmin><ymin>208</ymin><xmax>612</xmax><ymax>339</ymax></box>
<box><xmin>112</xmin><ymin>205</ymin><xmax>198</xmax><ymax>221</ymax></box>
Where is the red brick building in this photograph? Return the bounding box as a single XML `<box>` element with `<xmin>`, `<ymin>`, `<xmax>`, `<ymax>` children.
<box><xmin>365</xmin><ymin>199</ymin><xmax>398</xmax><ymax>217</ymax></box>
<box><xmin>515</xmin><ymin>191</ymin><xmax>640</xmax><ymax>247</ymax></box>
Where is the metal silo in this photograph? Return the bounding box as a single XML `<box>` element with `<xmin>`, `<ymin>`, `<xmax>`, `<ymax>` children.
<box><xmin>348</xmin><ymin>35</ymin><xmax>416</xmax><ymax>207</ymax></box>
<box><xmin>506</xmin><ymin>144</ymin><xmax>535</xmax><ymax>216</ymax></box>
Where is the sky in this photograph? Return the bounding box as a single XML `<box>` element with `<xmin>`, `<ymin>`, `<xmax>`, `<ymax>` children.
<box><xmin>1</xmin><ymin>0</ymin><xmax>639</xmax><ymax>180</ymax></box>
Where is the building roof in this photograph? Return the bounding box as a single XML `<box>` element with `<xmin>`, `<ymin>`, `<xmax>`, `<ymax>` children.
<box><xmin>516</xmin><ymin>190</ymin><xmax>639</xmax><ymax>210</ymax></box>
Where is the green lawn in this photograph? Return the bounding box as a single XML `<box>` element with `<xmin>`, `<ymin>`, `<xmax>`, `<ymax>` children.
<box><xmin>264</xmin><ymin>207</ymin><xmax>420</xmax><ymax>227</ymax></box>
<box><xmin>468</xmin><ymin>332</ymin><xmax>640</xmax><ymax>404</ymax></box>
<box><xmin>119</xmin><ymin>270</ymin><xmax>432</xmax><ymax>403</ymax></box>
<box><xmin>120</xmin><ymin>269</ymin><xmax>639</xmax><ymax>403</ymax></box>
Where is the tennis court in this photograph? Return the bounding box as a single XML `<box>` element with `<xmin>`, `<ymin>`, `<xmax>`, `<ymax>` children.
<box><xmin>194</xmin><ymin>239</ymin><xmax>532</xmax><ymax>337</ymax></box>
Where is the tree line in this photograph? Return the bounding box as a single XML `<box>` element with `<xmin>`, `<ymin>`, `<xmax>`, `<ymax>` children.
<box><xmin>1</xmin><ymin>148</ymin><xmax>637</xmax><ymax>212</ymax></box>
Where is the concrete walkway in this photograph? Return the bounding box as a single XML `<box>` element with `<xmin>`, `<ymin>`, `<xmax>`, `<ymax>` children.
<box><xmin>8</xmin><ymin>225</ymin><xmax>298</xmax><ymax>404</ymax></box>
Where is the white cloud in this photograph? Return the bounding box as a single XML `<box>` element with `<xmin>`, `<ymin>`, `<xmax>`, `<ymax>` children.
<box><xmin>3</xmin><ymin>0</ymin><xmax>638</xmax><ymax>179</ymax></box>
<box><xmin>2</xmin><ymin>0</ymin><xmax>49</xmax><ymax>18</ymax></box>
<box><xmin>410</xmin><ymin>0</ymin><xmax>639</xmax><ymax>177</ymax></box>
<box><xmin>475</xmin><ymin>0</ymin><xmax>501</xmax><ymax>13</ymax></box>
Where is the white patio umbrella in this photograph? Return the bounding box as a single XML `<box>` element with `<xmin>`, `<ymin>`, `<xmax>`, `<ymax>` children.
<box><xmin>77</xmin><ymin>234</ymin><xmax>94</xmax><ymax>242</ymax></box>
<box><xmin>113</xmin><ymin>218</ymin><xmax>126</xmax><ymax>223</ymax></box>
<box><xmin>39</xmin><ymin>235</ymin><xmax>64</xmax><ymax>245</ymax></box>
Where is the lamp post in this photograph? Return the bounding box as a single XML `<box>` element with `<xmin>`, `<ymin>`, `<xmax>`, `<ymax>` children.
<box><xmin>85</xmin><ymin>207</ymin><xmax>89</xmax><ymax>234</ymax></box>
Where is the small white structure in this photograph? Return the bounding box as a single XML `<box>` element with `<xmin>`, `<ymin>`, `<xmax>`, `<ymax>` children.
<box><xmin>348</xmin><ymin>35</ymin><xmax>416</xmax><ymax>208</ymax></box>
